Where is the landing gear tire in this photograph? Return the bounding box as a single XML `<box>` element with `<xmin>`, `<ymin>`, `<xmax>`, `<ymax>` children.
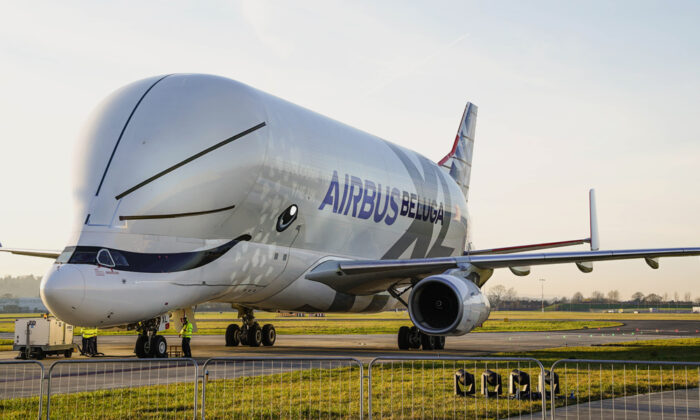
<box><xmin>408</xmin><ymin>326</ymin><xmax>422</xmax><ymax>349</ymax></box>
<box><xmin>225</xmin><ymin>324</ymin><xmax>241</xmax><ymax>347</ymax></box>
<box><xmin>420</xmin><ymin>333</ymin><xmax>436</xmax><ymax>351</ymax></box>
<box><xmin>434</xmin><ymin>336</ymin><xmax>445</xmax><ymax>350</ymax></box>
<box><xmin>152</xmin><ymin>335</ymin><xmax>168</xmax><ymax>358</ymax></box>
<box><xmin>398</xmin><ymin>326</ymin><xmax>411</xmax><ymax>350</ymax></box>
<box><xmin>262</xmin><ymin>324</ymin><xmax>276</xmax><ymax>346</ymax></box>
<box><xmin>135</xmin><ymin>335</ymin><xmax>150</xmax><ymax>358</ymax></box>
<box><xmin>248</xmin><ymin>323</ymin><xmax>262</xmax><ymax>347</ymax></box>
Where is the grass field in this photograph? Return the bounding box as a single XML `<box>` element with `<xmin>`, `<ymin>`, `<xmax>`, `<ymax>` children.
<box><xmin>0</xmin><ymin>339</ymin><xmax>11</xmax><ymax>351</ymax></box>
<box><xmin>490</xmin><ymin>311</ymin><xmax>700</xmax><ymax>321</ymax></box>
<box><xmin>503</xmin><ymin>337</ymin><xmax>700</xmax><ymax>364</ymax></box>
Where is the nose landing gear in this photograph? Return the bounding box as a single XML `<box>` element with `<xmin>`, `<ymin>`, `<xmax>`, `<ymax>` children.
<box><xmin>225</xmin><ymin>307</ymin><xmax>276</xmax><ymax>348</ymax></box>
<box><xmin>397</xmin><ymin>326</ymin><xmax>445</xmax><ymax>351</ymax></box>
<box><xmin>133</xmin><ymin>317</ymin><xmax>168</xmax><ymax>358</ymax></box>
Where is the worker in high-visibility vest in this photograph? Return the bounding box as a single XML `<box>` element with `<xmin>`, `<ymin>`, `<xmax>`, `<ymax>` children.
<box><xmin>178</xmin><ymin>317</ymin><xmax>193</xmax><ymax>357</ymax></box>
<box><xmin>82</xmin><ymin>327</ymin><xmax>98</xmax><ymax>356</ymax></box>
<box><xmin>89</xmin><ymin>328</ymin><xmax>99</xmax><ymax>356</ymax></box>
<box><xmin>80</xmin><ymin>328</ymin><xmax>90</xmax><ymax>355</ymax></box>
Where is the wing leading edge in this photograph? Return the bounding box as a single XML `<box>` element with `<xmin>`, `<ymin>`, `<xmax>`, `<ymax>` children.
<box><xmin>0</xmin><ymin>244</ymin><xmax>60</xmax><ymax>259</ymax></box>
<box><xmin>306</xmin><ymin>247</ymin><xmax>700</xmax><ymax>295</ymax></box>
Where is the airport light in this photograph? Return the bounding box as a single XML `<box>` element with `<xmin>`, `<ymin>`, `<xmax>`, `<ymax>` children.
<box><xmin>454</xmin><ymin>369</ymin><xmax>475</xmax><ymax>396</ymax></box>
<box><xmin>480</xmin><ymin>369</ymin><xmax>502</xmax><ymax>397</ymax></box>
<box><xmin>537</xmin><ymin>370</ymin><xmax>560</xmax><ymax>396</ymax></box>
<box><xmin>539</xmin><ymin>279</ymin><xmax>546</xmax><ymax>313</ymax></box>
<box><xmin>508</xmin><ymin>369</ymin><xmax>539</xmax><ymax>400</ymax></box>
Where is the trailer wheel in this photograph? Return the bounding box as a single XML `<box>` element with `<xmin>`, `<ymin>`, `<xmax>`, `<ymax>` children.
<box><xmin>64</xmin><ymin>349</ymin><xmax>73</xmax><ymax>358</ymax></box>
<box><xmin>34</xmin><ymin>349</ymin><xmax>45</xmax><ymax>360</ymax></box>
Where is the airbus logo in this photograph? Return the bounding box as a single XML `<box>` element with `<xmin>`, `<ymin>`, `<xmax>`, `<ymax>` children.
<box><xmin>318</xmin><ymin>170</ymin><xmax>445</xmax><ymax>226</ymax></box>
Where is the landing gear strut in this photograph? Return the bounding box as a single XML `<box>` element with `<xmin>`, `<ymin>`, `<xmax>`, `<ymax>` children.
<box><xmin>225</xmin><ymin>308</ymin><xmax>276</xmax><ymax>348</ymax></box>
<box><xmin>133</xmin><ymin>317</ymin><xmax>168</xmax><ymax>358</ymax></box>
<box><xmin>397</xmin><ymin>326</ymin><xmax>445</xmax><ymax>351</ymax></box>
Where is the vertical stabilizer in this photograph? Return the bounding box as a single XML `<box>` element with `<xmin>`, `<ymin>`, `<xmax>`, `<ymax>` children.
<box><xmin>438</xmin><ymin>102</ymin><xmax>477</xmax><ymax>201</ymax></box>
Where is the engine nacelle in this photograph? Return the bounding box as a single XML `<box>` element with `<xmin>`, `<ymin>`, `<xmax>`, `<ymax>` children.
<box><xmin>408</xmin><ymin>274</ymin><xmax>491</xmax><ymax>336</ymax></box>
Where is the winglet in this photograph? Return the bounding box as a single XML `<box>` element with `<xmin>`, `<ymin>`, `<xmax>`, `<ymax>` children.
<box><xmin>589</xmin><ymin>189</ymin><xmax>599</xmax><ymax>251</ymax></box>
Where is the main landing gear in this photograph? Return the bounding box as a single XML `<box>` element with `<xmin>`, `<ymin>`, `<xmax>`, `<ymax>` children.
<box><xmin>134</xmin><ymin>318</ymin><xmax>168</xmax><ymax>358</ymax></box>
<box><xmin>225</xmin><ymin>308</ymin><xmax>276</xmax><ymax>348</ymax></box>
<box><xmin>397</xmin><ymin>326</ymin><xmax>446</xmax><ymax>351</ymax></box>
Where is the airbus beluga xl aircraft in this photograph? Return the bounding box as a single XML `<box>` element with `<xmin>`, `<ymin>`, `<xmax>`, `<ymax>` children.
<box><xmin>2</xmin><ymin>74</ymin><xmax>699</xmax><ymax>357</ymax></box>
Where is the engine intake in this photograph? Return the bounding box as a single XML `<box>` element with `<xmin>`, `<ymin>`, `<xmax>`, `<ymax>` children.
<box><xmin>408</xmin><ymin>274</ymin><xmax>490</xmax><ymax>336</ymax></box>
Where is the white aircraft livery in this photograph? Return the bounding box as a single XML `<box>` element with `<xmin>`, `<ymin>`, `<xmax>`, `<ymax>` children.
<box><xmin>2</xmin><ymin>74</ymin><xmax>699</xmax><ymax>357</ymax></box>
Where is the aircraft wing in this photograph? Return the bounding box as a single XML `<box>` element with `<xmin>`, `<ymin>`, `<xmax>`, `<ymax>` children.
<box><xmin>306</xmin><ymin>247</ymin><xmax>700</xmax><ymax>295</ymax></box>
<box><xmin>0</xmin><ymin>244</ymin><xmax>60</xmax><ymax>259</ymax></box>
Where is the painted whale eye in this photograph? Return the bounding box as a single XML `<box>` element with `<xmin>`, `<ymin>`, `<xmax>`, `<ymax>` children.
<box><xmin>276</xmin><ymin>205</ymin><xmax>298</xmax><ymax>232</ymax></box>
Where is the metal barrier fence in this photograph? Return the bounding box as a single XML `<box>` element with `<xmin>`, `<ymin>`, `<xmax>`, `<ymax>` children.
<box><xmin>0</xmin><ymin>360</ymin><xmax>44</xmax><ymax>420</ymax></box>
<box><xmin>368</xmin><ymin>356</ymin><xmax>547</xmax><ymax>420</ymax></box>
<box><xmin>46</xmin><ymin>358</ymin><xmax>198</xmax><ymax>420</ymax></box>
<box><xmin>550</xmin><ymin>359</ymin><xmax>700</xmax><ymax>419</ymax></box>
<box><xmin>3</xmin><ymin>356</ymin><xmax>700</xmax><ymax>419</ymax></box>
<box><xmin>201</xmin><ymin>357</ymin><xmax>364</xmax><ymax>419</ymax></box>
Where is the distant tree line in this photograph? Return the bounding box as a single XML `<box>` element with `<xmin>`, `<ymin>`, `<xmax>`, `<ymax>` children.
<box><xmin>485</xmin><ymin>284</ymin><xmax>700</xmax><ymax>311</ymax></box>
<box><xmin>0</xmin><ymin>275</ymin><xmax>42</xmax><ymax>298</ymax></box>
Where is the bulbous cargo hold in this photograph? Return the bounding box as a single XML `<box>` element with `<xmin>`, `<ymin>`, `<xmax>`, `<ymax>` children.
<box><xmin>72</xmin><ymin>74</ymin><xmax>270</xmax><ymax>241</ymax></box>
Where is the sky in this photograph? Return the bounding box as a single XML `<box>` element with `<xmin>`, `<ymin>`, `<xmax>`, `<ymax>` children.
<box><xmin>0</xmin><ymin>1</ymin><xmax>698</xmax><ymax>300</ymax></box>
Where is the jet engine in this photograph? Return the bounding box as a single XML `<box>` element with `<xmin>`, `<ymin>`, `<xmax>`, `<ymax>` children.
<box><xmin>408</xmin><ymin>273</ymin><xmax>490</xmax><ymax>336</ymax></box>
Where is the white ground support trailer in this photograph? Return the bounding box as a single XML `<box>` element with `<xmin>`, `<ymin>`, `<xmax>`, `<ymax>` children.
<box><xmin>13</xmin><ymin>317</ymin><xmax>76</xmax><ymax>359</ymax></box>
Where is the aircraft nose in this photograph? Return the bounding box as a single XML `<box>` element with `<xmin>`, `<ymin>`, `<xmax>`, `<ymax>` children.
<box><xmin>41</xmin><ymin>265</ymin><xmax>86</xmax><ymax>321</ymax></box>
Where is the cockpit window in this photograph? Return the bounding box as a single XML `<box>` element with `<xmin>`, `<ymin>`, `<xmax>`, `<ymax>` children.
<box><xmin>69</xmin><ymin>249</ymin><xmax>98</xmax><ymax>264</ymax></box>
<box><xmin>96</xmin><ymin>249</ymin><xmax>115</xmax><ymax>268</ymax></box>
<box><xmin>110</xmin><ymin>250</ymin><xmax>129</xmax><ymax>267</ymax></box>
<box><xmin>55</xmin><ymin>247</ymin><xmax>76</xmax><ymax>264</ymax></box>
